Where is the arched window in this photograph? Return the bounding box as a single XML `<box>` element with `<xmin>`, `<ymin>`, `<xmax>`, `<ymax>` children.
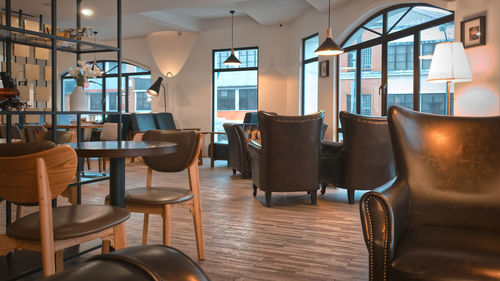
<box><xmin>336</xmin><ymin>4</ymin><xmax>453</xmax><ymax>139</ymax></box>
<box><xmin>61</xmin><ymin>61</ymin><xmax>152</xmax><ymax>113</ymax></box>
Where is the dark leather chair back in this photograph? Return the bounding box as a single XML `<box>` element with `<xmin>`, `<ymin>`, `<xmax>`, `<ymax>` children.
<box><xmin>243</xmin><ymin>112</ymin><xmax>258</xmax><ymax>124</ymax></box>
<box><xmin>340</xmin><ymin>111</ymin><xmax>395</xmax><ymax>189</ymax></box>
<box><xmin>153</xmin><ymin>113</ymin><xmax>176</xmax><ymax>130</ymax></box>
<box><xmin>257</xmin><ymin>111</ymin><xmax>323</xmax><ymax>192</ymax></box>
<box><xmin>131</xmin><ymin>113</ymin><xmax>157</xmax><ymax>133</ymax></box>
<box><xmin>388</xmin><ymin>106</ymin><xmax>500</xmax><ymax>231</ymax></box>
<box><xmin>224</xmin><ymin>123</ymin><xmax>254</xmax><ymax>177</ymax></box>
<box><xmin>142</xmin><ymin>130</ymin><xmax>199</xmax><ymax>173</ymax></box>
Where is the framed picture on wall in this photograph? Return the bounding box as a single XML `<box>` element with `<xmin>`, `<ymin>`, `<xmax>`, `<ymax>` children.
<box><xmin>461</xmin><ymin>16</ymin><xmax>486</xmax><ymax>48</ymax></box>
<box><xmin>319</xmin><ymin>60</ymin><xmax>329</xmax><ymax>78</ymax></box>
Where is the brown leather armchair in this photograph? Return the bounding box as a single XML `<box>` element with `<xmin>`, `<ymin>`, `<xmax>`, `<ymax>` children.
<box><xmin>46</xmin><ymin>245</ymin><xmax>211</xmax><ymax>281</ymax></box>
<box><xmin>223</xmin><ymin>123</ymin><xmax>258</xmax><ymax>178</ymax></box>
<box><xmin>248</xmin><ymin>111</ymin><xmax>324</xmax><ymax>207</ymax></box>
<box><xmin>320</xmin><ymin>111</ymin><xmax>395</xmax><ymax>204</ymax></box>
<box><xmin>360</xmin><ymin>106</ymin><xmax>500</xmax><ymax>281</ymax></box>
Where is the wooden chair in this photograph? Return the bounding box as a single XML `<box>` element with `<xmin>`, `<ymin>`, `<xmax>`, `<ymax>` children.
<box><xmin>0</xmin><ymin>143</ymin><xmax>130</xmax><ymax>277</ymax></box>
<box><xmin>107</xmin><ymin>130</ymin><xmax>205</xmax><ymax>260</ymax></box>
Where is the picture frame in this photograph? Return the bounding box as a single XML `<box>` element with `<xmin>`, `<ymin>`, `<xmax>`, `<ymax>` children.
<box><xmin>461</xmin><ymin>16</ymin><xmax>486</xmax><ymax>48</ymax></box>
<box><xmin>319</xmin><ymin>60</ymin><xmax>329</xmax><ymax>78</ymax></box>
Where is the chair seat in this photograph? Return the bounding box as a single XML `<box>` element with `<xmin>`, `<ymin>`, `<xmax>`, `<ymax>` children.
<box><xmin>391</xmin><ymin>226</ymin><xmax>500</xmax><ymax>281</ymax></box>
<box><xmin>119</xmin><ymin>187</ymin><xmax>193</xmax><ymax>205</ymax></box>
<box><xmin>7</xmin><ymin>205</ymin><xmax>130</xmax><ymax>241</ymax></box>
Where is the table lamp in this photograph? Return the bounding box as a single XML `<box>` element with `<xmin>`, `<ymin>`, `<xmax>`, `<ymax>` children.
<box><xmin>427</xmin><ymin>41</ymin><xmax>472</xmax><ymax>115</ymax></box>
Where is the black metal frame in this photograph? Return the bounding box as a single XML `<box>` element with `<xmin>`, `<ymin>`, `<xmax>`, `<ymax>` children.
<box><xmin>335</xmin><ymin>3</ymin><xmax>454</xmax><ymax>139</ymax></box>
<box><xmin>211</xmin><ymin>46</ymin><xmax>259</xmax><ymax>131</ymax></box>
<box><xmin>60</xmin><ymin>60</ymin><xmax>151</xmax><ymax>112</ymax></box>
<box><xmin>301</xmin><ymin>33</ymin><xmax>319</xmax><ymax>115</ymax></box>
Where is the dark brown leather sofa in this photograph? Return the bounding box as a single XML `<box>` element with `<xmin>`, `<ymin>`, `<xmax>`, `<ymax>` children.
<box><xmin>320</xmin><ymin>111</ymin><xmax>395</xmax><ymax>204</ymax></box>
<box><xmin>248</xmin><ymin>111</ymin><xmax>324</xmax><ymax>207</ymax></box>
<box><xmin>46</xmin><ymin>245</ymin><xmax>211</xmax><ymax>281</ymax></box>
<box><xmin>223</xmin><ymin>123</ymin><xmax>258</xmax><ymax>178</ymax></box>
<box><xmin>360</xmin><ymin>106</ymin><xmax>500</xmax><ymax>281</ymax></box>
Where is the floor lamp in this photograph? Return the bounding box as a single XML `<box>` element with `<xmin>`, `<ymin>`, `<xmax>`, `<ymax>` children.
<box><xmin>427</xmin><ymin>42</ymin><xmax>472</xmax><ymax>115</ymax></box>
<box><xmin>147</xmin><ymin>72</ymin><xmax>173</xmax><ymax>112</ymax></box>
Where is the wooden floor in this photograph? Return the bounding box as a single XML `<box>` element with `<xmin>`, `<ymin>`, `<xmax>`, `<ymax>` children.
<box><xmin>0</xmin><ymin>158</ymin><xmax>369</xmax><ymax>281</ymax></box>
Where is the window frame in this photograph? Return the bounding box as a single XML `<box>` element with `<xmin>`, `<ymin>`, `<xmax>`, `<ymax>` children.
<box><xmin>336</xmin><ymin>3</ymin><xmax>454</xmax><ymax>139</ymax></box>
<box><xmin>60</xmin><ymin>60</ymin><xmax>151</xmax><ymax>113</ymax></box>
<box><xmin>301</xmin><ymin>33</ymin><xmax>319</xmax><ymax>115</ymax></box>
<box><xmin>211</xmin><ymin>46</ymin><xmax>259</xmax><ymax>131</ymax></box>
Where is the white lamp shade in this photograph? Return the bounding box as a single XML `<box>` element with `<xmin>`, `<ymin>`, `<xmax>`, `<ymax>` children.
<box><xmin>427</xmin><ymin>42</ymin><xmax>472</xmax><ymax>83</ymax></box>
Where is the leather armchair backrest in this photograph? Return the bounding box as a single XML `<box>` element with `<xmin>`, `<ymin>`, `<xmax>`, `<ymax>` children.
<box><xmin>153</xmin><ymin>113</ymin><xmax>176</xmax><ymax>130</ymax></box>
<box><xmin>243</xmin><ymin>112</ymin><xmax>258</xmax><ymax>124</ymax></box>
<box><xmin>131</xmin><ymin>113</ymin><xmax>157</xmax><ymax>133</ymax></box>
<box><xmin>143</xmin><ymin>130</ymin><xmax>199</xmax><ymax>172</ymax></box>
<box><xmin>223</xmin><ymin>123</ymin><xmax>243</xmax><ymax>169</ymax></box>
<box><xmin>258</xmin><ymin>111</ymin><xmax>323</xmax><ymax>191</ymax></box>
<box><xmin>388</xmin><ymin>106</ymin><xmax>500</xmax><ymax>232</ymax></box>
<box><xmin>340</xmin><ymin>111</ymin><xmax>395</xmax><ymax>189</ymax></box>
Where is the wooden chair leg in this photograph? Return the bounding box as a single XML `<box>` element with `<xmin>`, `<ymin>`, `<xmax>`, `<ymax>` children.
<box><xmin>112</xmin><ymin>222</ymin><xmax>127</xmax><ymax>250</ymax></box>
<box><xmin>16</xmin><ymin>205</ymin><xmax>23</xmax><ymax>220</ymax></box>
<box><xmin>86</xmin><ymin>158</ymin><xmax>91</xmax><ymax>170</ymax></box>
<box><xmin>102</xmin><ymin>240</ymin><xmax>110</xmax><ymax>254</ymax></box>
<box><xmin>98</xmin><ymin>157</ymin><xmax>103</xmax><ymax>172</ymax></box>
<box><xmin>142</xmin><ymin>213</ymin><xmax>149</xmax><ymax>245</ymax></box>
<box><xmin>162</xmin><ymin>205</ymin><xmax>171</xmax><ymax>246</ymax></box>
<box><xmin>55</xmin><ymin>250</ymin><xmax>64</xmax><ymax>273</ymax></box>
<box><xmin>188</xmin><ymin>162</ymin><xmax>205</xmax><ymax>260</ymax></box>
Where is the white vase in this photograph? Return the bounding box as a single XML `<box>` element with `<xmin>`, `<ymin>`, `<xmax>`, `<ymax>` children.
<box><xmin>69</xmin><ymin>86</ymin><xmax>88</xmax><ymax>111</ymax></box>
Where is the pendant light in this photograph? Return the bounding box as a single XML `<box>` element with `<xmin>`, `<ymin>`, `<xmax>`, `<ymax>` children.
<box><xmin>315</xmin><ymin>0</ymin><xmax>343</xmax><ymax>56</ymax></box>
<box><xmin>224</xmin><ymin>10</ymin><xmax>241</xmax><ymax>66</ymax></box>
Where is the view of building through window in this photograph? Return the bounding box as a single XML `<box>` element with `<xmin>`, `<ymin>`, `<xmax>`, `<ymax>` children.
<box><xmin>302</xmin><ymin>34</ymin><xmax>319</xmax><ymax>115</ymax></box>
<box><xmin>213</xmin><ymin>48</ymin><xmax>258</xmax><ymax>142</ymax></box>
<box><xmin>338</xmin><ymin>4</ymin><xmax>453</xmax><ymax>139</ymax></box>
<box><xmin>62</xmin><ymin>61</ymin><xmax>152</xmax><ymax>114</ymax></box>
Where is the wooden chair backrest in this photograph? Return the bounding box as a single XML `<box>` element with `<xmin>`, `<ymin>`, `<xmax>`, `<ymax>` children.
<box><xmin>0</xmin><ymin>145</ymin><xmax>77</xmax><ymax>204</ymax></box>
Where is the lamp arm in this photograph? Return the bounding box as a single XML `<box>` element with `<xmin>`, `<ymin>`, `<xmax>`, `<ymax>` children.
<box><xmin>161</xmin><ymin>82</ymin><xmax>167</xmax><ymax>112</ymax></box>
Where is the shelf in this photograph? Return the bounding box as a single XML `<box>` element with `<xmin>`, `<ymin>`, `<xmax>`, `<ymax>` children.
<box><xmin>0</xmin><ymin>25</ymin><xmax>119</xmax><ymax>53</ymax></box>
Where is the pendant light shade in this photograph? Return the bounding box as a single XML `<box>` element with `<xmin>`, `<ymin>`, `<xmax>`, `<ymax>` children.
<box><xmin>224</xmin><ymin>10</ymin><xmax>241</xmax><ymax>66</ymax></box>
<box><xmin>315</xmin><ymin>0</ymin><xmax>343</xmax><ymax>56</ymax></box>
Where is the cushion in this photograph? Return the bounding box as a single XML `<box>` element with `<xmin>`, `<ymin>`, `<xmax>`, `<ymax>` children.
<box><xmin>107</xmin><ymin>187</ymin><xmax>193</xmax><ymax>205</ymax></box>
<box><xmin>391</xmin><ymin>226</ymin><xmax>500</xmax><ymax>281</ymax></box>
<box><xmin>7</xmin><ymin>205</ymin><xmax>130</xmax><ymax>241</ymax></box>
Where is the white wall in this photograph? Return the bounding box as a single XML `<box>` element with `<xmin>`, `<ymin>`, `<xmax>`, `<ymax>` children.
<box><xmin>453</xmin><ymin>0</ymin><xmax>500</xmax><ymax>116</ymax></box>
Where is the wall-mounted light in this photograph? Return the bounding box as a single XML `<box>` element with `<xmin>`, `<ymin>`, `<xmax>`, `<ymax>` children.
<box><xmin>81</xmin><ymin>8</ymin><xmax>94</xmax><ymax>16</ymax></box>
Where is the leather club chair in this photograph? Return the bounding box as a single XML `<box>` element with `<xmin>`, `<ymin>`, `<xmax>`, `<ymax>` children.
<box><xmin>320</xmin><ymin>111</ymin><xmax>395</xmax><ymax>204</ymax></box>
<box><xmin>360</xmin><ymin>106</ymin><xmax>500</xmax><ymax>281</ymax></box>
<box><xmin>46</xmin><ymin>245</ymin><xmax>211</xmax><ymax>281</ymax></box>
<box><xmin>248</xmin><ymin>111</ymin><xmax>324</xmax><ymax>207</ymax></box>
<box><xmin>223</xmin><ymin>123</ymin><xmax>258</xmax><ymax>178</ymax></box>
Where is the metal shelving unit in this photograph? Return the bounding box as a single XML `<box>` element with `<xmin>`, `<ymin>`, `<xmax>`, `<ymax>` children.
<box><xmin>0</xmin><ymin>0</ymin><xmax>123</xmax><ymax>230</ymax></box>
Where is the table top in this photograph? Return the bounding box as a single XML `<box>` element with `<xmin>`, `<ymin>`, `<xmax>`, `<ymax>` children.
<box><xmin>68</xmin><ymin>141</ymin><xmax>177</xmax><ymax>158</ymax></box>
<box><xmin>45</xmin><ymin>124</ymin><xmax>103</xmax><ymax>129</ymax></box>
<box><xmin>200</xmin><ymin>131</ymin><xmax>226</xmax><ymax>135</ymax></box>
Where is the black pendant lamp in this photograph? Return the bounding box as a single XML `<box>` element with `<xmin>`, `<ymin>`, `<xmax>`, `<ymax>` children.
<box><xmin>224</xmin><ymin>10</ymin><xmax>241</xmax><ymax>66</ymax></box>
<box><xmin>315</xmin><ymin>0</ymin><xmax>343</xmax><ymax>56</ymax></box>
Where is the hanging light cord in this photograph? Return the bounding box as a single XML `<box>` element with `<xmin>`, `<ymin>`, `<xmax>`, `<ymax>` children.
<box><xmin>328</xmin><ymin>0</ymin><xmax>331</xmax><ymax>29</ymax></box>
<box><xmin>231</xmin><ymin>10</ymin><xmax>235</xmax><ymax>51</ymax></box>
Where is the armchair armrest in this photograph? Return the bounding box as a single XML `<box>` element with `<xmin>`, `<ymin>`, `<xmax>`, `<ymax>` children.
<box><xmin>247</xmin><ymin>140</ymin><xmax>261</xmax><ymax>158</ymax></box>
<box><xmin>359</xmin><ymin>178</ymin><xmax>409</xmax><ymax>281</ymax></box>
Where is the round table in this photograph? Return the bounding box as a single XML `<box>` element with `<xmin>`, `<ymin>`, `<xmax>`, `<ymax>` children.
<box><xmin>69</xmin><ymin>141</ymin><xmax>177</xmax><ymax>207</ymax></box>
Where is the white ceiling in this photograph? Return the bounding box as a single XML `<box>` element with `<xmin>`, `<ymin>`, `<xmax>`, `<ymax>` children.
<box><xmin>1</xmin><ymin>0</ymin><xmax>352</xmax><ymax>39</ymax></box>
